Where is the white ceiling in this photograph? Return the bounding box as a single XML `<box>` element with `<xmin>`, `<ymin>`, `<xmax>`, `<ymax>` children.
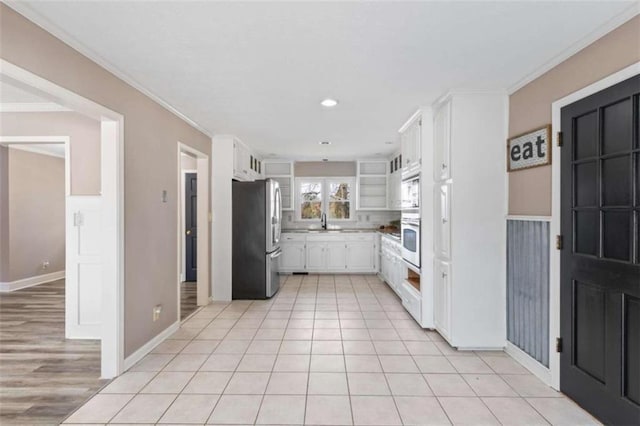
<box><xmin>11</xmin><ymin>1</ymin><xmax>637</xmax><ymax>159</ymax></box>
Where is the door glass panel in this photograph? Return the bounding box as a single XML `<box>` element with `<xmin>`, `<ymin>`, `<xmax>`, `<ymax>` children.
<box><xmin>625</xmin><ymin>296</ymin><xmax>640</xmax><ymax>405</ymax></box>
<box><xmin>574</xmin><ymin>281</ymin><xmax>606</xmax><ymax>383</ymax></box>
<box><xmin>574</xmin><ymin>210</ymin><xmax>599</xmax><ymax>256</ymax></box>
<box><xmin>602</xmin><ymin>155</ymin><xmax>631</xmax><ymax>206</ymax></box>
<box><xmin>403</xmin><ymin>229</ymin><xmax>417</xmax><ymax>252</ymax></box>
<box><xmin>603</xmin><ymin>210</ymin><xmax>631</xmax><ymax>261</ymax></box>
<box><xmin>602</xmin><ymin>98</ymin><xmax>632</xmax><ymax>155</ymax></box>
<box><xmin>574</xmin><ymin>111</ymin><xmax>598</xmax><ymax>160</ymax></box>
<box><xmin>574</xmin><ymin>162</ymin><xmax>597</xmax><ymax>207</ymax></box>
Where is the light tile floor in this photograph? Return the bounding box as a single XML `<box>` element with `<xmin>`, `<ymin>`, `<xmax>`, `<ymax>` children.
<box><xmin>63</xmin><ymin>274</ymin><xmax>601</xmax><ymax>425</ymax></box>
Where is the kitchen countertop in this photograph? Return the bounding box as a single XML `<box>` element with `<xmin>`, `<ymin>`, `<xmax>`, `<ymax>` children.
<box><xmin>282</xmin><ymin>228</ymin><xmax>401</xmax><ymax>241</ymax></box>
<box><xmin>282</xmin><ymin>228</ymin><xmax>379</xmax><ymax>234</ymax></box>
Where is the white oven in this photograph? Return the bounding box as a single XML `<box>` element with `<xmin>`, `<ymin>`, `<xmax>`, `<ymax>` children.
<box><xmin>401</xmin><ymin>212</ymin><xmax>420</xmax><ymax>270</ymax></box>
<box><xmin>401</xmin><ymin>173</ymin><xmax>420</xmax><ymax>211</ymax></box>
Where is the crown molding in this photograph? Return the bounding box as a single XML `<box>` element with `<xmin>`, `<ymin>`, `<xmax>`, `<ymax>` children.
<box><xmin>0</xmin><ymin>102</ymin><xmax>71</xmax><ymax>112</ymax></box>
<box><xmin>508</xmin><ymin>3</ymin><xmax>640</xmax><ymax>94</ymax></box>
<box><xmin>3</xmin><ymin>1</ymin><xmax>213</xmax><ymax>138</ymax></box>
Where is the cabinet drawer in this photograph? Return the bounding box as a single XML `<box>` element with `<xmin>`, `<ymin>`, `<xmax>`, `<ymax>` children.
<box><xmin>401</xmin><ymin>281</ymin><xmax>421</xmax><ymax>324</ymax></box>
<box><xmin>281</xmin><ymin>233</ymin><xmax>306</xmax><ymax>242</ymax></box>
<box><xmin>344</xmin><ymin>234</ymin><xmax>375</xmax><ymax>242</ymax></box>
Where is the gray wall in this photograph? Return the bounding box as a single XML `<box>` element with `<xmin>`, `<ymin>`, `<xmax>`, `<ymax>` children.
<box><xmin>2</xmin><ymin>4</ymin><xmax>212</xmax><ymax>357</ymax></box>
<box><xmin>506</xmin><ymin>219</ymin><xmax>550</xmax><ymax>367</ymax></box>
<box><xmin>0</xmin><ymin>147</ymin><xmax>9</xmax><ymax>282</ymax></box>
<box><xmin>295</xmin><ymin>161</ymin><xmax>356</xmax><ymax>177</ymax></box>
<box><xmin>7</xmin><ymin>148</ymin><xmax>65</xmax><ymax>281</ymax></box>
<box><xmin>1</xmin><ymin>111</ymin><xmax>101</xmax><ymax>195</ymax></box>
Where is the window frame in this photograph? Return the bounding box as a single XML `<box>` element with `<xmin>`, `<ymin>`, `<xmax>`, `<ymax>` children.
<box><xmin>295</xmin><ymin>177</ymin><xmax>356</xmax><ymax>222</ymax></box>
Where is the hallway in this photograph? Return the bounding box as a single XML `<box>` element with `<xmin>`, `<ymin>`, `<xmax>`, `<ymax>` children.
<box><xmin>0</xmin><ymin>279</ymin><xmax>106</xmax><ymax>424</ymax></box>
<box><xmin>63</xmin><ymin>274</ymin><xmax>598</xmax><ymax>425</ymax></box>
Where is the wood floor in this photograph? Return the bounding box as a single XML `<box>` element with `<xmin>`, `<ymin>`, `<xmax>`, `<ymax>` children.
<box><xmin>0</xmin><ymin>279</ymin><xmax>107</xmax><ymax>425</ymax></box>
<box><xmin>180</xmin><ymin>281</ymin><xmax>197</xmax><ymax>320</ymax></box>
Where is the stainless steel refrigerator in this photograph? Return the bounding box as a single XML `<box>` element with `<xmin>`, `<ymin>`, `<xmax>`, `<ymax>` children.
<box><xmin>232</xmin><ymin>179</ymin><xmax>282</xmax><ymax>299</ymax></box>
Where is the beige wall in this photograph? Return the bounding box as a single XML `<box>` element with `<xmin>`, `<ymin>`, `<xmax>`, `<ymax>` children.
<box><xmin>0</xmin><ymin>4</ymin><xmax>212</xmax><ymax>357</ymax></box>
<box><xmin>0</xmin><ymin>147</ymin><xmax>9</xmax><ymax>282</ymax></box>
<box><xmin>1</xmin><ymin>111</ymin><xmax>101</xmax><ymax>195</ymax></box>
<box><xmin>508</xmin><ymin>15</ymin><xmax>640</xmax><ymax>215</ymax></box>
<box><xmin>295</xmin><ymin>161</ymin><xmax>357</xmax><ymax>177</ymax></box>
<box><xmin>7</xmin><ymin>148</ymin><xmax>65</xmax><ymax>281</ymax></box>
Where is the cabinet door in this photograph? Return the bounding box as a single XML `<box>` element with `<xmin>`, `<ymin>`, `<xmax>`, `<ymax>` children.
<box><xmin>326</xmin><ymin>242</ymin><xmax>347</xmax><ymax>271</ymax></box>
<box><xmin>306</xmin><ymin>243</ymin><xmax>325</xmax><ymax>271</ymax></box>
<box><xmin>280</xmin><ymin>243</ymin><xmax>305</xmax><ymax>271</ymax></box>
<box><xmin>436</xmin><ymin>183</ymin><xmax>451</xmax><ymax>260</ymax></box>
<box><xmin>381</xmin><ymin>249</ymin><xmax>390</xmax><ymax>283</ymax></box>
<box><xmin>434</xmin><ymin>101</ymin><xmax>451</xmax><ymax>181</ymax></box>
<box><xmin>346</xmin><ymin>241</ymin><xmax>374</xmax><ymax>271</ymax></box>
<box><xmin>434</xmin><ymin>260</ymin><xmax>451</xmax><ymax>339</ymax></box>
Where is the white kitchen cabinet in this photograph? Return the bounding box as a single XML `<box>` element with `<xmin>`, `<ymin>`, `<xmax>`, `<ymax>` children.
<box><xmin>280</xmin><ymin>233</ymin><xmax>378</xmax><ymax>273</ymax></box>
<box><xmin>280</xmin><ymin>243</ymin><xmax>305</xmax><ymax>272</ymax></box>
<box><xmin>306</xmin><ymin>242</ymin><xmax>325</xmax><ymax>272</ymax></box>
<box><xmin>233</xmin><ymin>139</ymin><xmax>262</xmax><ymax>181</ymax></box>
<box><xmin>346</xmin><ymin>241</ymin><xmax>375</xmax><ymax>271</ymax></box>
<box><xmin>433</xmin><ymin>100</ymin><xmax>451</xmax><ymax>181</ymax></box>
<box><xmin>356</xmin><ymin>160</ymin><xmax>388</xmax><ymax>210</ymax></box>
<box><xmin>400</xmin><ymin>116</ymin><xmax>421</xmax><ymax>175</ymax></box>
<box><xmin>436</xmin><ymin>183</ymin><xmax>451</xmax><ymax>260</ymax></box>
<box><xmin>387</xmin><ymin>152</ymin><xmax>402</xmax><ymax>210</ymax></box>
<box><xmin>433</xmin><ymin>260</ymin><xmax>451</xmax><ymax>340</ymax></box>
<box><xmin>264</xmin><ymin>160</ymin><xmax>294</xmax><ymax>210</ymax></box>
<box><xmin>402</xmin><ymin>281</ymin><xmax>422</xmax><ymax>323</ymax></box>
<box><xmin>379</xmin><ymin>235</ymin><xmax>404</xmax><ymax>297</ymax></box>
<box><xmin>428</xmin><ymin>92</ymin><xmax>507</xmax><ymax>349</ymax></box>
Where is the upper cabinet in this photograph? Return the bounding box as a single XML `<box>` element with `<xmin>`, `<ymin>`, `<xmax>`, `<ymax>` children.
<box><xmin>264</xmin><ymin>160</ymin><xmax>294</xmax><ymax>210</ymax></box>
<box><xmin>400</xmin><ymin>114</ymin><xmax>422</xmax><ymax>176</ymax></box>
<box><xmin>356</xmin><ymin>160</ymin><xmax>388</xmax><ymax>210</ymax></box>
<box><xmin>233</xmin><ymin>139</ymin><xmax>263</xmax><ymax>181</ymax></box>
<box><xmin>433</xmin><ymin>99</ymin><xmax>452</xmax><ymax>182</ymax></box>
<box><xmin>387</xmin><ymin>152</ymin><xmax>402</xmax><ymax>210</ymax></box>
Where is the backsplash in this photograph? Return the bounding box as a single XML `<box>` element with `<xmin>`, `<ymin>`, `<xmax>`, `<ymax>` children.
<box><xmin>282</xmin><ymin>210</ymin><xmax>401</xmax><ymax>230</ymax></box>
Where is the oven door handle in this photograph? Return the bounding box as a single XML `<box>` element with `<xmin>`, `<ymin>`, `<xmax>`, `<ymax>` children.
<box><xmin>401</xmin><ymin>220</ymin><xmax>420</xmax><ymax>226</ymax></box>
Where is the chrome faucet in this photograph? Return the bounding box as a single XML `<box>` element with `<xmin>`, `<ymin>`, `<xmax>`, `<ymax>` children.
<box><xmin>321</xmin><ymin>213</ymin><xmax>327</xmax><ymax>230</ymax></box>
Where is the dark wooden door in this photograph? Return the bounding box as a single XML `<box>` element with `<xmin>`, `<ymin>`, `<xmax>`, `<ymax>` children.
<box><xmin>185</xmin><ymin>172</ymin><xmax>197</xmax><ymax>282</ymax></box>
<box><xmin>561</xmin><ymin>74</ymin><xmax>640</xmax><ymax>425</ymax></box>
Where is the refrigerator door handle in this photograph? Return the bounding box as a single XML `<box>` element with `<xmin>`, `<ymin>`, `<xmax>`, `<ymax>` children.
<box><xmin>270</xmin><ymin>248</ymin><xmax>282</xmax><ymax>258</ymax></box>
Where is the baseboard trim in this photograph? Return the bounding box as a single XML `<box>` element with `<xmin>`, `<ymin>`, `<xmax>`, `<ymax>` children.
<box><xmin>505</xmin><ymin>341</ymin><xmax>552</xmax><ymax>386</ymax></box>
<box><xmin>123</xmin><ymin>321</ymin><xmax>180</xmax><ymax>371</ymax></box>
<box><xmin>0</xmin><ymin>270</ymin><xmax>65</xmax><ymax>292</ymax></box>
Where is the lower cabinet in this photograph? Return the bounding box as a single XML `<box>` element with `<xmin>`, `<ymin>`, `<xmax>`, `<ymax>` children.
<box><xmin>379</xmin><ymin>236</ymin><xmax>405</xmax><ymax>297</ymax></box>
<box><xmin>433</xmin><ymin>260</ymin><xmax>451</xmax><ymax>340</ymax></box>
<box><xmin>280</xmin><ymin>242</ymin><xmax>305</xmax><ymax>271</ymax></box>
<box><xmin>281</xmin><ymin>233</ymin><xmax>378</xmax><ymax>273</ymax></box>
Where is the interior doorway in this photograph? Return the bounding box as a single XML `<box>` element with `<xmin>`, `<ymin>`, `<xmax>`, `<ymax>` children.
<box><xmin>1</xmin><ymin>59</ymin><xmax>124</xmax><ymax>379</ymax></box>
<box><xmin>177</xmin><ymin>144</ymin><xmax>209</xmax><ymax>321</ymax></box>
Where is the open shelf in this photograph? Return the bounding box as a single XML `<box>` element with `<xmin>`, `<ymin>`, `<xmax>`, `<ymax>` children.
<box><xmin>407</xmin><ymin>269</ymin><xmax>420</xmax><ymax>292</ymax></box>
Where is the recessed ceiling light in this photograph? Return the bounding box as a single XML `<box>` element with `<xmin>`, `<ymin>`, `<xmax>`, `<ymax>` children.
<box><xmin>322</xmin><ymin>158</ymin><xmax>329</xmax><ymax>162</ymax></box>
<box><xmin>319</xmin><ymin>141</ymin><xmax>331</xmax><ymax>145</ymax></box>
<box><xmin>320</xmin><ymin>98</ymin><xmax>338</xmax><ymax>107</ymax></box>
<box><xmin>385</xmin><ymin>141</ymin><xmax>394</xmax><ymax>145</ymax></box>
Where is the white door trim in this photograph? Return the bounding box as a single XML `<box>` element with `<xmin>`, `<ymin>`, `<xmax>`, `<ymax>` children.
<box><xmin>549</xmin><ymin>61</ymin><xmax>640</xmax><ymax>390</ymax></box>
<box><xmin>0</xmin><ymin>136</ymin><xmax>71</xmax><ymax>196</ymax></box>
<box><xmin>1</xmin><ymin>59</ymin><xmax>125</xmax><ymax>379</ymax></box>
<box><xmin>177</xmin><ymin>143</ymin><xmax>210</xmax><ymax>322</ymax></box>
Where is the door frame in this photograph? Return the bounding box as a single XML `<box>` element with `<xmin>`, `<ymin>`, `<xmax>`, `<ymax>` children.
<box><xmin>0</xmin><ymin>59</ymin><xmax>125</xmax><ymax>379</ymax></box>
<box><xmin>180</xmin><ymin>168</ymin><xmax>197</xmax><ymax>283</ymax></box>
<box><xmin>176</xmin><ymin>142</ymin><xmax>210</xmax><ymax>321</ymax></box>
<box><xmin>549</xmin><ymin>61</ymin><xmax>640</xmax><ymax>390</ymax></box>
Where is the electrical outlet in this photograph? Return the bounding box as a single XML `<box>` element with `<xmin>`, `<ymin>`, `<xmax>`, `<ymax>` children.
<box><xmin>42</xmin><ymin>261</ymin><xmax>50</xmax><ymax>270</ymax></box>
<box><xmin>153</xmin><ymin>305</ymin><xmax>162</xmax><ymax>322</ymax></box>
<box><xmin>366</xmin><ymin>215</ymin><xmax>370</xmax><ymax>222</ymax></box>
<box><xmin>161</xmin><ymin>190</ymin><xmax>168</xmax><ymax>203</ymax></box>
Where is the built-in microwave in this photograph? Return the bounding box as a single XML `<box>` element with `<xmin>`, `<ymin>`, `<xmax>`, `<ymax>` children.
<box><xmin>401</xmin><ymin>173</ymin><xmax>420</xmax><ymax>211</ymax></box>
<box><xmin>401</xmin><ymin>212</ymin><xmax>420</xmax><ymax>270</ymax></box>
